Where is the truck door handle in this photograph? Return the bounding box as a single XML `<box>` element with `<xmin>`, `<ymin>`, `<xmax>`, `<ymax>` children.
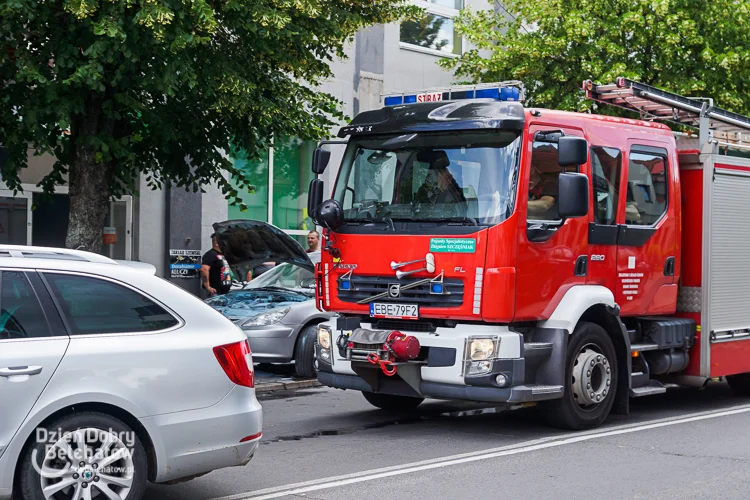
<box><xmin>664</xmin><ymin>257</ymin><xmax>675</xmax><ymax>276</ymax></box>
<box><xmin>0</xmin><ymin>366</ymin><xmax>43</xmax><ymax>377</ymax></box>
<box><xmin>574</xmin><ymin>256</ymin><xmax>588</xmax><ymax>276</ymax></box>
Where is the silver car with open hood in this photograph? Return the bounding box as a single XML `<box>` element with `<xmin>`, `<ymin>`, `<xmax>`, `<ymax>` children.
<box><xmin>205</xmin><ymin>220</ymin><xmax>332</xmax><ymax>377</ymax></box>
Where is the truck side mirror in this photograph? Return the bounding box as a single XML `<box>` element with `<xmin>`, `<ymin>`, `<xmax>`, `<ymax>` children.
<box><xmin>558</xmin><ymin>173</ymin><xmax>589</xmax><ymax>218</ymax></box>
<box><xmin>558</xmin><ymin>136</ymin><xmax>588</xmax><ymax>167</ymax></box>
<box><xmin>308</xmin><ymin>178</ymin><xmax>324</xmax><ymax>224</ymax></box>
<box><xmin>312</xmin><ymin>148</ymin><xmax>331</xmax><ymax>174</ymax></box>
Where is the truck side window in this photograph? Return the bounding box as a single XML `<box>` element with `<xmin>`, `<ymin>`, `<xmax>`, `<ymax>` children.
<box><xmin>626</xmin><ymin>151</ymin><xmax>668</xmax><ymax>226</ymax></box>
<box><xmin>591</xmin><ymin>146</ymin><xmax>622</xmax><ymax>225</ymax></box>
<box><xmin>527</xmin><ymin>141</ymin><xmax>561</xmax><ymax>221</ymax></box>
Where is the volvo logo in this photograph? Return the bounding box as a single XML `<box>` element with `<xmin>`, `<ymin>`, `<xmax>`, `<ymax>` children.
<box><xmin>388</xmin><ymin>284</ymin><xmax>400</xmax><ymax>298</ymax></box>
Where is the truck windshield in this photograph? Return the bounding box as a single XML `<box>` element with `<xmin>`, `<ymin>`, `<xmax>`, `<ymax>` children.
<box><xmin>332</xmin><ymin>131</ymin><xmax>521</xmax><ymax>225</ymax></box>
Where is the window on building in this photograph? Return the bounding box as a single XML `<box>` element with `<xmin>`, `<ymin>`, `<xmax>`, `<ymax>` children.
<box><xmin>228</xmin><ymin>137</ymin><xmax>318</xmax><ymax>242</ymax></box>
<box><xmin>626</xmin><ymin>150</ymin><xmax>668</xmax><ymax>226</ymax></box>
<box><xmin>272</xmin><ymin>137</ymin><xmax>317</xmax><ymax>231</ymax></box>
<box><xmin>527</xmin><ymin>141</ymin><xmax>562</xmax><ymax>221</ymax></box>
<box><xmin>591</xmin><ymin>146</ymin><xmax>622</xmax><ymax>225</ymax></box>
<box><xmin>0</xmin><ymin>271</ymin><xmax>50</xmax><ymax>340</ymax></box>
<box><xmin>228</xmin><ymin>148</ymin><xmax>269</xmax><ymax>223</ymax></box>
<box><xmin>43</xmin><ymin>274</ymin><xmax>179</xmax><ymax>335</ymax></box>
<box><xmin>400</xmin><ymin>1</ymin><xmax>464</xmax><ymax>55</ymax></box>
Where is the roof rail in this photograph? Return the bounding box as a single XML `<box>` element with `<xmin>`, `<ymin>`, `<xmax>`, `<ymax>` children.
<box><xmin>0</xmin><ymin>245</ymin><xmax>118</xmax><ymax>264</ymax></box>
<box><xmin>583</xmin><ymin>77</ymin><xmax>750</xmax><ymax>151</ymax></box>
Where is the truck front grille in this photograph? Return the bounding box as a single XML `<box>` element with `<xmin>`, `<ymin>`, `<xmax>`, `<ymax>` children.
<box><xmin>337</xmin><ymin>275</ymin><xmax>464</xmax><ymax>307</ymax></box>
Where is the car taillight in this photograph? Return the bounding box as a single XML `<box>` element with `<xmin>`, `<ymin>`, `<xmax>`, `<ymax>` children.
<box><xmin>213</xmin><ymin>340</ymin><xmax>254</xmax><ymax>388</ymax></box>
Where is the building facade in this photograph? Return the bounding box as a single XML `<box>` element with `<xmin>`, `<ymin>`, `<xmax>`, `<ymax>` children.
<box><xmin>2</xmin><ymin>0</ymin><xmax>489</xmax><ymax>294</ymax></box>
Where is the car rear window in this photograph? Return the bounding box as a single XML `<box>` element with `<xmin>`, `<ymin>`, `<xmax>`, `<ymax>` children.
<box><xmin>43</xmin><ymin>273</ymin><xmax>179</xmax><ymax>335</ymax></box>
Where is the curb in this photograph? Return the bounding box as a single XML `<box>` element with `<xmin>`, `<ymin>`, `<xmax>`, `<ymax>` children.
<box><xmin>255</xmin><ymin>378</ymin><xmax>321</xmax><ymax>393</ymax></box>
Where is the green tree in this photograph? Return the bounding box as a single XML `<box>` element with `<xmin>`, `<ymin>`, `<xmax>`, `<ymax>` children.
<box><xmin>0</xmin><ymin>0</ymin><xmax>420</xmax><ymax>252</ymax></box>
<box><xmin>441</xmin><ymin>0</ymin><xmax>750</xmax><ymax>114</ymax></box>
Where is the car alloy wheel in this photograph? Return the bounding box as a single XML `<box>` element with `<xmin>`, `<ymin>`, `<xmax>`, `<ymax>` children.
<box><xmin>38</xmin><ymin>427</ymin><xmax>135</xmax><ymax>500</ymax></box>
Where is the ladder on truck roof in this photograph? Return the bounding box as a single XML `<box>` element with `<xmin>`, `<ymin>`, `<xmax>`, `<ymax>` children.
<box><xmin>583</xmin><ymin>77</ymin><xmax>750</xmax><ymax>152</ymax></box>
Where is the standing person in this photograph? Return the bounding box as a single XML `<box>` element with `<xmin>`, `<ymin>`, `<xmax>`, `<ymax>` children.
<box><xmin>201</xmin><ymin>234</ymin><xmax>233</xmax><ymax>296</ymax></box>
<box><xmin>307</xmin><ymin>230</ymin><xmax>320</xmax><ymax>253</ymax></box>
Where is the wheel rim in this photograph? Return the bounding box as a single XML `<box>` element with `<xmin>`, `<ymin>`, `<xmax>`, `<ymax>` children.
<box><xmin>37</xmin><ymin>427</ymin><xmax>135</xmax><ymax>500</ymax></box>
<box><xmin>571</xmin><ymin>343</ymin><xmax>612</xmax><ymax>411</ymax></box>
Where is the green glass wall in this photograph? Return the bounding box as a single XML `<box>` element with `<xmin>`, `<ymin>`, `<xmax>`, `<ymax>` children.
<box><xmin>228</xmin><ymin>137</ymin><xmax>316</xmax><ymax>232</ymax></box>
<box><xmin>228</xmin><ymin>148</ymin><xmax>269</xmax><ymax>221</ymax></box>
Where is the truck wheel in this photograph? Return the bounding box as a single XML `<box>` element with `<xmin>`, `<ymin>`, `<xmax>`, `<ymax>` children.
<box><xmin>726</xmin><ymin>373</ymin><xmax>750</xmax><ymax>396</ymax></box>
<box><xmin>18</xmin><ymin>411</ymin><xmax>148</xmax><ymax>500</ymax></box>
<box><xmin>539</xmin><ymin>321</ymin><xmax>618</xmax><ymax>431</ymax></box>
<box><xmin>362</xmin><ymin>392</ymin><xmax>424</xmax><ymax>412</ymax></box>
<box><xmin>294</xmin><ymin>324</ymin><xmax>318</xmax><ymax>378</ymax></box>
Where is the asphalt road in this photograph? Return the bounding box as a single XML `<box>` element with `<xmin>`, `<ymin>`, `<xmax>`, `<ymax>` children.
<box><xmin>144</xmin><ymin>381</ymin><xmax>750</xmax><ymax>500</ymax></box>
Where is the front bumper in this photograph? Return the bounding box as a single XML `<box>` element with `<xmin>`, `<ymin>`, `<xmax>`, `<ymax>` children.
<box><xmin>316</xmin><ymin>319</ymin><xmax>567</xmax><ymax>405</ymax></box>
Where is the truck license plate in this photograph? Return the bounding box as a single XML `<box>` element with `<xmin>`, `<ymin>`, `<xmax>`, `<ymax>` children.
<box><xmin>369</xmin><ymin>303</ymin><xmax>419</xmax><ymax>320</ymax></box>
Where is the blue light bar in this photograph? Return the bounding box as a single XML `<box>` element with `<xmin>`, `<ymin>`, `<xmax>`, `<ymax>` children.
<box><xmin>381</xmin><ymin>81</ymin><xmax>525</xmax><ymax>107</ymax></box>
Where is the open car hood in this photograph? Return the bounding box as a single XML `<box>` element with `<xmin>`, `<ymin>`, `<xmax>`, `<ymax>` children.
<box><xmin>212</xmin><ymin>220</ymin><xmax>314</xmax><ymax>273</ymax></box>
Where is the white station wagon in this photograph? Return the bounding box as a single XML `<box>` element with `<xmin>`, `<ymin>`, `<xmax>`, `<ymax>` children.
<box><xmin>0</xmin><ymin>246</ymin><xmax>262</xmax><ymax>500</ymax></box>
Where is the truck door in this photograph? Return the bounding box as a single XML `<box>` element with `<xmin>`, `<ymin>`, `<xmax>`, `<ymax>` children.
<box><xmin>515</xmin><ymin>125</ymin><xmax>589</xmax><ymax>320</ymax></box>
<box><xmin>586</xmin><ymin>146</ymin><xmax>624</xmax><ymax>291</ymax></box>
<box><xmin>616</xmin><ymin>144</ymin><xmax>678</xmax><ymax>315</ymax></box>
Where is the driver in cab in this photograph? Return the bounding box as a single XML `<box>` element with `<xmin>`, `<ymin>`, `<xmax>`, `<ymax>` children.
<box><xmin>527</xmin><ymin>164</ymin><xmax>558</xmax><ymax>218</ymax></box>
<box><xmin>413</xmin><ymin>150</ymin><xmax>466</xmax><ymax>206</ymax></box>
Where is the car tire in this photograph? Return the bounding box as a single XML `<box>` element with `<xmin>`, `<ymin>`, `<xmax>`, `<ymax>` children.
<box><xmin>362</xmin><ymin>392</ymin><xmax>424</xmax><ymax>412</ymax></box>
<box><xmin>727</xmin><ymin>373</ymin><xmax>750</xmax><ymax>396</ymax></box>
<box><xmin>18</xmin><ymin>411</ymin><xmax>148</xmax><ymax>500</ymax></box>
<box><xmin>538</xmin><ymin>321</ymin><xmax>618</xmax><ymax>431</ymax></box>
<box><xmin>294</xmin><ymin>324</ymin><xmax>318</xmax><ymax>378</ymax></box>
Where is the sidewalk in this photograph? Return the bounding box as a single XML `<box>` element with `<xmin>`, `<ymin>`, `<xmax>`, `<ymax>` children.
<box><xmin>253</xmin><ymin>363</ymin><xmax>321</xmax><ymax>393</ymax></box>
<box><xmin>255</xmin><ymin>377</ymin><xmax>321</xmax><ymax>393</ymax></box>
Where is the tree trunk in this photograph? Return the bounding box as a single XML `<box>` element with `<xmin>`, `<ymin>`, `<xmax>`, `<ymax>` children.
<box><xmin>65</xmin><ymin>93</ymin><xmax>114</xmax><ymax>254</ymax></box>
<box><xmin>65</xmin><ymin>153</ymin><xmax>112</xmax><ymax>253</ymax></box>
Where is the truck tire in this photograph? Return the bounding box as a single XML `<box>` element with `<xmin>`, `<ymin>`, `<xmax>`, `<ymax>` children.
<box><xmin>726</xmin><ymin>373</ymin><xmax>750</xmax><ymax>396</ymax></box>
<box><xmin>539</xmin><ymin>321</ymin><xmax>618</xmax><ymax>431</ymax></box>
<box><xmin>18</xmin><ymin>411</ymin><xmax>148</xmax><ymax>500</ymax></box>
<box><xmin>294</xmin><ymin>324</ymin><xmax>318</xmax><ymax>378</ymax></box>
<box><xmin>362</xmin><ymin>392</ymin><xmax>424</xmax><ymax>412</ymax></box>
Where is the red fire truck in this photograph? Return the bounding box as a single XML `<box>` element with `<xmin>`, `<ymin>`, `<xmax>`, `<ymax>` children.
<box><xmin>307</xmin><ymin>78</ymin><xmax>750</xmax><ymax>430</ymax></box>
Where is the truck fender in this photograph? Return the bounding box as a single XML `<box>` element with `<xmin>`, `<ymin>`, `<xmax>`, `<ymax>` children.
<box><xmin>537</xmin><ymin>285</ymin><xmax>630</xmax><ymax>415</ymax></box>
<box><xmin>537</xmin><ymin>285</ymin><xmax>615</xmax><ymax>334</ymax></box>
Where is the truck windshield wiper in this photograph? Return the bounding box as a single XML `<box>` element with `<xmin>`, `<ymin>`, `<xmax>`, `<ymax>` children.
<box><xmin>362</xmin><ymin>215</ymin><xmax>395</xmax><ymax>231</ymax></box>
<box><xmin>425</xmin><ymin>216</ymin><xmax>479</xmax><ymax>226</ymax></box>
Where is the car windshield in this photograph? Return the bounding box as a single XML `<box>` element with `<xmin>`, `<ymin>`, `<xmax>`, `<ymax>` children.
<box><xmin>332</xmin><ymin>131</ymin><xmax>521</xmax><ymax>225</ymax></box>
<box><xmin>245</xmin><ymin>258</ymin><xmax>318</xmax><ymax>294</ymax></box>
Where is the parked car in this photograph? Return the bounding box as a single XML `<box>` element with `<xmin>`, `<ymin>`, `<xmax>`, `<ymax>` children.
<box><xmin>206</xmin><ymin>220</ymin><xmax>332</xmax><ymax>378</ymax></box>
<box><xmin>0</xmin><ymin>246</ymin><xmax>262</xmax><ymax>500</ymax></box>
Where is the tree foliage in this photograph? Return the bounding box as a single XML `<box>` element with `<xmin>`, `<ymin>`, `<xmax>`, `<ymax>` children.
<box><xmin>441</xmin><ymin>0</ymin><xmax>750</xmax><ymax>114</ymax></box>
<box><xmin>0</xmin><ymin>0</ymin><xmax>419</xmax><ymax>251</ymax></box>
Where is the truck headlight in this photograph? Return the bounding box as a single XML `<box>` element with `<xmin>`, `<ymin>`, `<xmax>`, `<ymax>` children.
<box><xmin>468</xmin><ymin>338</ymin><xmax>497</xmax><ymax>360</ymax></box>
<box><xmin>318</xmin><ymin>326</ymin><xmax>332</xmax><ymax>350</ymax></box>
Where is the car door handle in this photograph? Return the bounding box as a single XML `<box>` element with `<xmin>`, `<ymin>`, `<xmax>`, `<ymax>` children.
<box><xmin>0</xmin><ymin>366</ymin><xmax>43</xmax><ymax>377</ymax></box>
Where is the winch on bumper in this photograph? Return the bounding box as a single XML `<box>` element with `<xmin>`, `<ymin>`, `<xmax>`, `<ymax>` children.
<box><xmin>315</xmin><ymin>317</ymin><xmax>566</xmax><ymax>404</ymax></box>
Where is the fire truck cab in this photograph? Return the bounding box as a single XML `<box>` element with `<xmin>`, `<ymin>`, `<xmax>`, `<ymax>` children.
<box><xmin>308</xmin><ymin>78</ymin><xmax>750</xmax><ymax>430</ymax></box>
